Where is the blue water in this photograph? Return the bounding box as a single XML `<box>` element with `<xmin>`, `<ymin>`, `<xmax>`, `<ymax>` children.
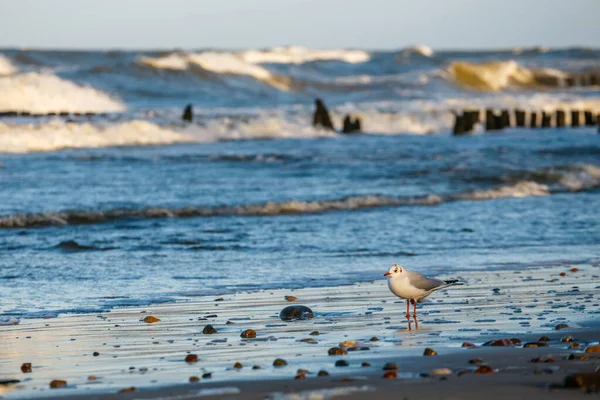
<box><xmin>0</xmin><ymin>47</ymin><xmax>599</xmax><ymax>318</ymax></box>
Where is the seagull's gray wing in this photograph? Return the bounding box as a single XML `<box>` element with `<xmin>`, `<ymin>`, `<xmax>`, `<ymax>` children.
<box><xmin>406</xmin><ymin>270</ymin><xmax>446</xmax><ymax>291</ymax></box>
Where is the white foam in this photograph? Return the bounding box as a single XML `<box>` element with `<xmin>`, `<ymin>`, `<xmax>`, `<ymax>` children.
<box><xmin>0</xmin><ymin>120</ymin><xmax>192</xmax><ymax>153</ymax></box>
<box><xmin>458</xmin><ymin>181</ymin><xmax>550</xmax><ymax>200</ymax></box>
<box><xmin>400</xmin><ymin>45</ymin><xmax>434</xmax><ymax>57</ymax></box>
<box><xmin>0</xmin><ymin>317</ymin><xmax>20</xmax><ymax>325</ymax></box>
<box><xmin>0</xmin><ymin>54</ymin><xmax>18</xmax><ymax>76</ymax></box>
<box><xmin>240</xmin><ymin>46</ymin><xmax>370</xmax><ymax>64</ymax></box>
<box><xmin>139</xmin><ymin>53</ymin><xmax>189</xmax><ymax>70</ymax></box>
<box><xmin>0</xmin><ymin>72</ymin><xmax>125</xmax><ymax>113</ymax></box>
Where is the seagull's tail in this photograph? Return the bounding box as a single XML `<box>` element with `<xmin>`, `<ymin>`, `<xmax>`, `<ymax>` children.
<box><xmin>432</xmin><ymin>279</ymin><xmax>464</xmax><ymax>292</ymax></box>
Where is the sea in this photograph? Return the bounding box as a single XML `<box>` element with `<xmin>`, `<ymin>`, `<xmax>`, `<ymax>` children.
<box><xmin>0</xmin><ymin>45</ymin><xmax>599</xmax><ymax>320</ymax></box>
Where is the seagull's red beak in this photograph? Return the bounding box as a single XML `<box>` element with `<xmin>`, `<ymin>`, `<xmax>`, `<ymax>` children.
<box><xmin>383</xmin><ymin>272</ymin><xmax>391</xmax><ymax>277</ymax></box>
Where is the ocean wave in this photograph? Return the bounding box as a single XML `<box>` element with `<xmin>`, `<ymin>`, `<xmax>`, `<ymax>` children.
<box><xmin>2</xmin><ymin>165</ymin><xmax>598</xmax><ymax>228</ymax></box>
<box><xmin>0</xmin><ymin>54</ymin><xmax>18</xmax><ymax>76</ymax></box>
<box><xmin>238</xmin><ymin>46</ymin><xmax>370</xmax><ymax>64</ymax></box>
<box><xmin>0</xmin><ymin>72</ymin><xmax>125</xmax><ymax>113</ymax></box>
<box><xmin>399</xmin><ymin>45</ymin><xmax>434</xmax><ymax>58</ymax></box>
<box><xmin>446</xmin><ymin>60</ymin><xmax>568</xmax><ymax>91</ymax></box>
<box><xmin>0</xmin><ymin>120</ymin><xmax>192</xmax><ymax>153</ymax></box>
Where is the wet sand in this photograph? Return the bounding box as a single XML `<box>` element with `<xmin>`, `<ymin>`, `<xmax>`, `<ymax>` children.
<box><xmin>1</xmin><ymin>261</ymin><xmax>600</xmax><ymax>399</ymax></box>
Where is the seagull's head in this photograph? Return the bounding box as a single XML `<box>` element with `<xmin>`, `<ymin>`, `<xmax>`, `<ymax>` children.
<box><xmin>384</xmin><ymin>264</ymin><xmax>404</xmax><ymax>278</ymax></box>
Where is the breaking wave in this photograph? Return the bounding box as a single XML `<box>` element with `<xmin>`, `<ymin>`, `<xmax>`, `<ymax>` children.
<box><xmin>447</xmin><ymin>60</ymin><xmax>568</xmax><ymax>91</ymax></box>
<box><xmin>0</xmin><ymin>54</ymin><xmax>17</xmax><ymax>76</ymax></box>
<box><xmin>399</xmin><ymin>45</ymin><xmax>434</xmax><ymax>58</ymax></box>
<box><xmin>238</xmin><ymin>46</ymin><xmax>370</xmax><ymax>64</ymax></box>
<box><xmin>0</xmin><ymin>72</ymin><xmax>125</xmax><ymax>113</ymax></box>
<box><xmin>2</xmin><ymin>164</ymin><xmax>598</xmax><ymax>229</ymax></box>
<box><xmin>0</xmin><ymin>120</ymin><xmax>192</xmax><ymax>153</ymax></box>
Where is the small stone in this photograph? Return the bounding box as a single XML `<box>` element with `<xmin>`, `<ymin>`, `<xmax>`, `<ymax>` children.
<box><xmin>423</xmin><ymin>348</ymin><xmax>437</xmax><ymax>356</ymax></box>
<box><xmin>561</xmin><ymin>336</ymin><xmax>574</xmax><ymax>343</ymax></box>
<box><xmin>299</xmin><ymin>338</ymin><xmax>315</xmax><ymax>343</ymax></box>
<box><xmin>233</xmin><ymin>362</ymin><xmax>243</xmax><ymax>369</ymax></box>
<box><xmin>483</xmin><ymin>339</ymin><xmax>513</xmax><ymax>346</ymax></box>
<box><xmin>468</xmin><ymin>359</ymin><xmax>483</xmax><ymax>365</ymax></box>
<box><xmin>570</xmin><ymin>268</ymin><xmax>579</xmax><ymax>273</ymax></box>
<box><xmin>369</xmin><ymin>337</ymin><xmax>379</xmax><ymax>342</ymax></box>
<box><xmin>538</xmin><ymin>336</ymin><xmax>551</xmax><ymax>342</ymax></box>
<box><xmin>555</xmin><ymin>324</ymin><xmax>569</xmax><ymax>330</ymax></box>
<box><xmin>569</xmin><ymin>342</ymin><xmax>581</xmax><ymax>349</ymax></box>
<box><xmin>335</xmin><ymin>360</ymin><xmax>349</xmax><ymax>367</ymax></box>
<box><xmin>559</xmin><ymin>272</ymin><xmax>566</xmax><ymax>277</ymax></box>
<box><xmin>143</xmin><ymin>316</ymin><xmax>160</xmax><ymax>323</ymax></box>
<box><xmin>523</xmin><ymin>342</ymin><xmax>548</xmax><ymax>348</ymax></box>
<box><xmin>279</xmin><ymin>305</ymin><xmax>314</xmax><ymax>321</ymax></box>
<box><xmin>383</xmin><ymin>371</ymin><xmax>397</xmax><ymax>379</ymax></box>
<box><xmin>309</xmin><ymin>331</ymin><xmax>320</xmax><ymax>336</ymax></box>
<box><xmin>317</xmin><ymin>370</ymin><xmax>329</xmax><ymax>377</ymax></box>
<box><xmin>240</xmin><ymin>329</ymin><xmax>256</xmax><ymax>339</ymax></box>
<box><xmin>185</xmin><ymin>354</ymin><xmax>198</xmax><ymax>363</ymax></box>
<box><xmin>88</xmin><ymin>376</ymin><xmax>96</xmax><ymax>381</ymax></box>
<box><xmin>93</xmin><ymin>352</ymin><xmax>100</xmax><ymax>357</ymax></box>
<box><xmin>297</xmin><ymin>369</ymin><xmax>309</xmax><ymax>375</ymax></box>
<box><xmin>584</xmin><ymin>345</ymin><xmax>600</xmax><ymax>353</ymax></box>
<box><xmin>50</xmin><ymin>380</ymin><xmax>67</xmax><ymax>389</ymax></box>
<box><xmin>328</xmin><ymin>347</ymin><xmax>348</xmax><ymax>356</ymax></box>
<box><xmin>531</xmin><ymin>356</ymin><xmax>555</xmax><ymax>363</ymax></box>
<box><xmin>203</xmin><ymin>325</ymin><xmax>217</xmax><ymax>334</ymax></box>
<box><xmin>226</xmin><ymin>321</ymin><xmax>234</xmax><ymax>325</ymax></box>
<box><xmin>273</xmin><ymin>358</ymin><xmax>287</xmax><ymax>367</ymax></box>
<box><xmin>202</xmin><ymin>372</ymin><xmax>212</xmax><ymax>378</ymax></box>
<box><xmin>294</xmin><ymin>374</ymin><xmax>306</xmax><ymax>380</ymax></box>
<box><xmin>118</xmin><ymin>387</ymin><xmax>136</xmax><ymax>393</ymax></box>
<box><xmin>474</xmin><ymin>365</ymin><xmax>494</xmax><ymax>374</ymax></box>
<box><xmin>563</xmin><ymin>373</ymin><xmax>600</xmax><ymax>390</ymax></box>
<box><xmin>568</xmin><ymin>354</ymin><xmax>589</xmax><ymax>360</ymax></box>
<box><xmin>285</xmin><ymin>296</ymin><xmax>297</xmax><ymax>302</ymax></box>
<box><xmin>252</xmin><ymin>365</ymin><xmax>261</xmax><ymax>370</ymax></box>
<box><xmin>383</xmin><ymin>362</ymin><xmax>398</xmax><ymax>371</ymax></box>
<box><xmin>430</xmin><ymin>368</ymin><xmax>452</xmax><ymax>376</ymax></box>
<box><xmin>339</xmin><ymin>340</ymin><xmax>357</xmax><ymax>348</ymax></box>
<box><xmin>462</xmin><ymin>342</ymin><xmax>475</xmax><ymax>348</ymax></box>
<box><xmin>214</xmin><ymin>298</ymin><xmax>224</xmax><ymax>302</ymax></box>
<box><xmin>20</xmin><ymin>363</ymin><xmax>32</xmax><ymax>373</ymax></box>
<box><xmin>189</xmin><ymin>376</ymin><xmax>200</xmax><ymax>383</ymax></box>
<box><xmin>509</xmin><ymin>338</ymin><xmax>522</xmax><ymax>345</ymax></box>
<box><xmin>361</xmin><ymin>362</ymin><xmax>371</xmax><ymax>367</ymax></box>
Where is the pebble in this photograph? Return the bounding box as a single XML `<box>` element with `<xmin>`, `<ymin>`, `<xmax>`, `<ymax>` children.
<box><xmin>568</xmin><ymin>354</ymin><xmax>589</xmax><ymax>360</ymax></box>
<box><xmin>202</xmin><ymin>373</ymin><xmax>212</xmax><ymax>378</ymax></box>
<box><xmin>93</xmin><ymin>352</ymin><xmax>100</xmax><ymax>357</ymax></box>
<box><xmin>143</xmin><ymin>316</ymin><xmax>160</xmax><ymax>323</ymax></box>
<box><xmin>563</xmin><ymin>372</ymin><xmax>600</xmax><ymax>390</ymax></box>
<box><xmin>369</xmin><ymin>337</ymin><xmax>379</xmax><ymax>342</ymax></box>
<box><xmin>297</xmin><ymin>369</ymin><xmax>309</xmax><ymax>375</ymax></box>
<box><xmin>423</xmin><ymin>348</ymin><xmax>437</xmax><ymax>356</ymax></box>
<box><xmin>461</xmin><ymin>342</ymin><xmax>475</xmax><ymax>347</ymax></box>
<box><xmin>317</xmin><ymin>370</ymin><xmax>329</xmax><ymax>377</ymax></box>
<box><xmin>531</xmin><ymin>355</ymin><xmax>555</xmax><ymax>363</ymax></box>
<box><xmin>240</xmin><ymin>329</ymin><xmax>256</xmax><ymax>339</ymax></box>
<box><xmin>234</xmin><ymin>362</ymin><xmax>243</xmax><ymax>369</ymax></box>
<box><xmin>538</xmin><ymin>336</ymin><xmax>551</xmax><ymax>341</ymax></box>
<box><xmin>294</xmin><ymin>374</ymin><xmax>306</xmax><ymax>380</ymax></box>
<box><xmin>273</xmin><ymin>358</ymin><xmax>287</xmax><ymax>367</ymax></box>
<box><xmin>523</xmin><ymin>342</ymin><xmax>548</xmax><ymax>348</ymax></box>
<box><xmin>185</xmin><ymin>354</ymin><xmax>198</xmax><ymax>363</ymax></box>
<box><xmin>203</xmin><ymin>325</ymin><xmax>217</xmax><ymax>334</ymax></box>
<box><xmin>226</xmin><ymin>321</ymin><xmax>234</xmax><ymax>325</ymax></box>
<box><xmin>570</xmin><ymin>268</ymin><xmax>579</xmax><ymax>273</ymax></box>
<box><xmin>474</xmin><ymin>365</ymin><xmax>494</xmax><ymax>374</ymax></box>
<box><xmin>279</xmin><ymin>305</ymin><xmax>314</xmax><ymax>321</ymax></box>
<box><xmin>335</xmin><ymin>360</ymin><xmax>349</xmax><ymax>367</ymax></box>
<box><xmin>555</xmin><ymin>323</ymin><xmax>569</xmax><ymax>330</ymax></box>
<box><xmin>189</xmin><ymin>376</ymin><xmax>200</xmax><ymax>383</ymax></box>
<box><xmin>20</xmin><ymin>363</ymin><xmax>32</xmax><ymax>373</ymax></box>
<box><xmin>382</xmin><ymin>362</ymin><xmax>398</xmax><ymax>370</ymax></box>
<box><xmin>50</xmin><ymin>380</ymin><xmax>67</xmax><ymax>389</ymax></box>
<box><xmin>252</xmin><ymin>365</ymin><xmax>261</xmax><ymax>370</ymax></box>
<box><xmin>568</xmin><ymin>342</ymin><xmax>581</xmax><ymax>349</ymax></box>
<box><xmin>430</xmin><ymin>368</ymin><xmax>452</xmax><ymax>376</ymax></box>
<box><xmin>88</xmin><ymin>376</ymin><xmax>96</xmax><ymax>381</ymax></box>
<box><xmin>361</xmin><ymin>362</ymin><xmax>371</xmax><ymax>367</ymax></box>
<box><xmin>560</xmin><ymin>336</ymin><xmax>574</xmax><ymax>343</ymax></box>
<box><xmin>299</xmin><ymin>338</ymin><xmax>315</xmax><ymax>343</ymax></box>
<box><xmin>584</xmin><ymin>345</ymin><xmax>600</xmax><ymax>353</ymax></box>
<box><xmin>309</xmin><ymin>331</ymin><xmax>320</xmax><ymax>336</ymax></box>
<box><xmin>339</xmin><ymin>340</ymin><xmax>357</xmax><ymax>348</ymax></box>
<box><xmin>285</xmin><ymin>296</ymin><xmax>297</xmax><ymax>302</ymax></box>
<box><xmin>118</xmin><ymin>387</ymin><xmax>136</xmax><ymax>393</ymax></box>
<box><xmin>468</xmin><ymin>359</ymin><xmax>483</xmax><ymax>365</ymax></box>
<box><xmin>328</xmin><ymin>347</ymin><xmax>348</xmax><ymax>356</ymax></box>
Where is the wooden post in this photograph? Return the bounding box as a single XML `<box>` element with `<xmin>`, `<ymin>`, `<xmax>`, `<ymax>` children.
<box><xmin>565</xmin><ymin>77</ymin><xmax>575</xmax><ymax>87</ymax></box>
<box><xmin>591</xmin><ymin>74</ymin><xmax>599</xmax><ymax>86</ymax></box>
<box><xmin>556</xmin><ymin>110</ymin><xmax>565</xmax><ymax>128</ymax></box>
<box><xmin>453</xmin><ymin>113</ymin><xmax>466</xmax><ymax>135</ymax></box>
<box><xmin>485</xmin><ymin>109</ymin><xmax>497</xmax><ymax>131</ymax></box>
<box><xmin>584</xmin><ymin>110</ymin><xmax>594</xmax><ymax>126</ymax></box>
<box><xmin>541</xmin><ymin>112</ymin><xmax>551</xmax><ymax>128</ymax></box>
<box><xmin>515</xmin><ymin>109</ymin><xmax>526</xmax><ymax>127</ymax></box>
<box><xmin>500</xmin><ymin>110</ymin><xmax>510</xmax><ymax>129</ymax></box>
<box><xmin>530</xmin><ymin>112</ymin><xmax>538</xmax><ymax>128</ymax></box>
<box><xmin>571</xmin><ymin>110</ymin><xmax>580</xmax><ymax>127</ymax></box>
<box><xmin>182</xmin><ymin>104</ymin><xmax>193</xmax><ymax>122</ymax></box>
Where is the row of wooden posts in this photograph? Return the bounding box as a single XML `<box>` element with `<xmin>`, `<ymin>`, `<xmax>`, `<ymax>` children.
<box><xmin>454</xmin><ymin>109</ymin><xmax>600</xmax><ymax>135</ymax></box>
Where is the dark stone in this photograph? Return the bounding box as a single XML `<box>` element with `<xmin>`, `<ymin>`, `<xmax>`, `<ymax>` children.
<box><xmin>591</xmin><ymin>74</ymin><xmax>599</xmax><ymax>86</ymax></box>
<box><xmin>555</xmin><ymin>323</ymin><xmax>569</xmax><ymax>330</ymax></box>
<box><xmin>500</xmin><ymin>110</ymin><xmax>511</xmax><ymax>128</ymax></box>
<box><xmin>317</xmin><ymin>370</ymin><xmax>329</xmax><ymax>377</ymax></box>
<box><xmin>202</xmin><ymin>325</ymin><xmax>217</xmax><ymax>334</ymax></box>
<box><xmin>312</xmin><ymin>98</ymin><xmax>335</xmax><ymax>131</ymax></box>
<box><xmin>93</xmin><ymin>352</ymin><xmax>100</xmax><ymax>357</ymax></box>
<box><xmin>423</xmin><ymin>348</ymin><xmax>437</xmax><ymax>356</ymax></box>
<box><xmin>335</xmin><ymin>360</ymin><xmax>349</xmax><ymax>367</ymax></box>
<box><xmin>530</xmin><ymin>112</ymin><xmax>538</xmax><ymax>128</ymax></box>
<box><xmin>240</xmin><ymin>329</ymin><xmax>256</xmax><ymax>339</ymax></box>
<box><xmin>485</xmin><ymin>109</ymin><xmax>497</xmax><ymax>131</ymax></box>
<box><xmin>273</xmin><ymin>358</ymin><xmax>287</xmax><ymax>367</ymax></box>
<box><xmin>279</xmin><ymin>305</ymin><xmax>314</xmax><ymax>321</ymax></box>
<box><xmin>383</xmin><ymin>362</ymin><xmax>398</xmax><ymax>370</ymax></box>
<box><xmin>452</xmin><ymin>114</ymin><xmax>466</xmax><ymax>135</ymax></box>
<box><xmin>556</xmin><ymin>110</ymin><xmax>566</xmax><ymax>128</ymax></box>
<box><xmin>342</xmin><ymin>114</ymin><xmax>362</xmax><ymax>134</ymax></box>
<box><xmin>0</xmin><ymin>379</ymin><xmax>20</xmax><ymax>385</ymax></box>
<box><xmin>584</xmin><ymin>110</ymin><xmax>594</xmax><ymax>126</ymax></box>
<box><xmin>563</xmin><ymin>372</ymin><xmax>600</xmax><ymax>390</ymax></box>
<box><xmin>515</xmin><ymin>109</ymin><xmax>526</xmax><ymax>127</ymax></box>
<box><xmin>328</xmin><ymin>347</ymin><xmax>348</xmax><ymax>356</ymax></box>
<box><xmin>185</xmin><ymin>354</ymin><xmax>198</xmax><ymax>363</ymax></box>
<box><xmin>541</xmin><ymin>112</ymin><xmax>552</xmax><ymax>128</ymax></box>
<box><xmin>523</xmin><ymin>342</ymin><xmax>548</xmax><ymax>348</ymax></box>
<box><xmin>20</xmin><ymin>363</ymin><xmax>32</xmax><ymax>373</ymax></box>
<box><xmin>182</xmin><ymin>104</ymin><xmax>193</xmax><ymax>122</ymax></box>
<box><xmin>202</xmin><ymin>372</ymin><xmax>212</xmax><ymax>379</ymax></box>
<box><xmin>571</xmin><ymin>110</ymin><xmax>580</xmax><ymax>127</ymax></box>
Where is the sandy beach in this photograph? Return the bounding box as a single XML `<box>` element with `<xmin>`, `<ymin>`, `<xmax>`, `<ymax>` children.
<box><xmin>2</xmin><ymin>261</ymin><xmax>600</xmax><ymax>399</ymax></box>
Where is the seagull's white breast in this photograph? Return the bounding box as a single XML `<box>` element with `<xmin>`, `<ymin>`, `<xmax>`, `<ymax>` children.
<box><xmin>387</xmin><ymin>276</ymin><xmax>428</xmax><ymax>300</ymax></box>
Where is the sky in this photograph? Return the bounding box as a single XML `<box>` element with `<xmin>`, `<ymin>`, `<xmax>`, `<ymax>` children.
<box><xmin>0</xmin><ymin>0</ymin><xmax>598</xmax><ymax>50</ymax></box>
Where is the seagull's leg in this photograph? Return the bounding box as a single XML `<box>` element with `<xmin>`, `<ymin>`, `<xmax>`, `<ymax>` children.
<box><xmin>413</xmin><ymin>299</ymin><xmax>418</xmax><ymax>319</ymax></box>
<box><xmin>405</xmin><ymin>299</ymin><xmax>410</xmax><ymax>319</ymax></box>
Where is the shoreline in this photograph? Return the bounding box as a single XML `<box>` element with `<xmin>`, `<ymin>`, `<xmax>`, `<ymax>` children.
<box><xmin>1</xmin><ymin>262</ymin><xmax>600</xmax><ymax>399</ymax></box>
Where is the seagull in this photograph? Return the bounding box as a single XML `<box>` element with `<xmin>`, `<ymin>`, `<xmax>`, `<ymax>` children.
<box><xmin>384</xmin><ymin>264</ymin><xmax>462</xmax><ymax>320</ymax></box>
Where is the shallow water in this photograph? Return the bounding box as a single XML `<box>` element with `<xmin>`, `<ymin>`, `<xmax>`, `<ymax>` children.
<box><xmin>1</xmin><ymin>128</ymin><xmax>599</xmax><ymax>318</ymax></box>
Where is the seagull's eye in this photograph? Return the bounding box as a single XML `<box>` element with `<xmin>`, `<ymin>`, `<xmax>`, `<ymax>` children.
<box><xmin>398</xmin><ymin>268</ymin><xmax>402</xmax><ymax>273</ymax></box>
